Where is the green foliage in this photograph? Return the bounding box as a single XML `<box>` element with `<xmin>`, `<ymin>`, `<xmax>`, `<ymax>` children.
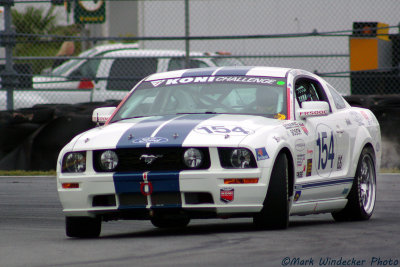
<box><xmin>12</xmin><ymin>6</ymin><xmax>58</xmax><ymax>38</ymax></box>
<box><xmin>11</xmin><ymin>6</ymin><xmax>83</xmax><ymax>73</ymax></box>
<box><xmin>0</xmin><ymin>170</ymin><xmax>56</xmax><ymax>176</ymax></box>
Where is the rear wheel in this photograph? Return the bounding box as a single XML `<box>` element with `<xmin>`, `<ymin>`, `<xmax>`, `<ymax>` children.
<box><xmin>253</xmin><ymin>152</ymin><xmax>290</xmax><ymax>229</ymax></box>
<box><xmin>332</xmin><ymin>147</ymin><xmax>376</xmax><ymax>221</ymax></box>
<box><xmin>65</xmin><ymin>216</ymin><xmax>101</xmax><ymax>238</ymax></box>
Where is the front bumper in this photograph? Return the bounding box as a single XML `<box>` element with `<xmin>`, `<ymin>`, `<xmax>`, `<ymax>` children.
<box><xmin>57</xmin><ymin>169</ymin><xmax>268</xmax><ymax>219</ymax></box>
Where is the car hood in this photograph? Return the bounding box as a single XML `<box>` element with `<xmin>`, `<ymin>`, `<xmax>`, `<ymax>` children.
<box><xmin>70</xmin><ymin>114</ymin><xmax>284</xmax><ymax>151</ymax></box>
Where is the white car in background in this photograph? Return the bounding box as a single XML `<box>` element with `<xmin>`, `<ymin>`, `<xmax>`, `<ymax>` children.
<box><xmin>57</xmin><ymin>66</ymin><xmax>381</xmax><ymax>238</ymax></box>
<box><xmin>29</xmin><ymin>48</ymin><xmax>242</xmax><ymax>108</ymax></box>
<box><xmin>1</xmin><ymin>44</ymin><xmax>242</xmax><ymax>110</ymax></box>
<box><xmin>1</xmin><ymin>43</ymin><xmax>139</xmax><ymax>110</ymax></box>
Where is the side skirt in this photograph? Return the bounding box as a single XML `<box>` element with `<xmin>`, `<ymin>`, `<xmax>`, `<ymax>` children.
<box><xmin>290</xmin><ymin>198</ymin><xmax>348</xmax><ymax>216</ymax></box>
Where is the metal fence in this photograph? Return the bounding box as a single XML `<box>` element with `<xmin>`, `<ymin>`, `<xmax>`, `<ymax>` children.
<box><xmin>1</xmin><ymin>0</ymin><xmax>400</xmax><ymax>110</ymax></box>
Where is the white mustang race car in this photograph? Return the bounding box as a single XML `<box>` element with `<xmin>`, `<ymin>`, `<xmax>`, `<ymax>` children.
<box><xmin>57</xmin><ymin>66</ymin><xmax>381</xmax><ymax>238</ymax></box>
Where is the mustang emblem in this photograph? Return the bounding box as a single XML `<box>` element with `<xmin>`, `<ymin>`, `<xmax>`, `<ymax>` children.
<box><xmin>140</xmin><ymin>154</ymin><xmax>163</xmax><ymax>164</ymax></box>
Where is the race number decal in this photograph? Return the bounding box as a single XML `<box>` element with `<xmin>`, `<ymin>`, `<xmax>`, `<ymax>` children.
<box><xmin>194</xmin><ymin>125</ymin><xmax>254</xmax><ymax>135</ymax></box>
<box><xmin>315</xmin><ymin>124</ymin><xmax>336</xmax><ymax>177</ymax></box>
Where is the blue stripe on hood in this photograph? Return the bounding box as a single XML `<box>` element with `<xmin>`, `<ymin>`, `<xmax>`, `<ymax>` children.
<box><xmin>116</xmin><ymin>115</ymin><xmax>177</xmax><ymax>149</ymax></box>
<box><xmin>150</xmin><ymin>114</ymin><xmax>216</xmax><ymax>147</ymax></box>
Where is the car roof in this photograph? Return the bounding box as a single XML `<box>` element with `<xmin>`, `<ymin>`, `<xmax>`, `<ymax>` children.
<box><xmin>145</xmin><ymin>66</ymin><xmax>294</xmax><ymax>81</ymax></box>
<box><xmin>79</xmin><ymin>43</ymin><xmax>139</xmax><ymax>57</ymax></box>
<box><xmin>103</xmin><ymin>49</ymin><xmax>207</xmax><ymax>57</ymax></box>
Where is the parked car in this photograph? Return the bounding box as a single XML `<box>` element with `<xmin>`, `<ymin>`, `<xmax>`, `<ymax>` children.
<box><xmin>56</xmin><ymin>66</ymin><xmax>381</xmax><ymax>238</ymax></box>
<box><xmin>1</xmin><ymin>45</ymin><xmax>242</xmax><ymax>110</ymax></box>
<box><xmin>29</xmin><ymin>49</ymin><xmax>243</xmax><ymax>107</ymax></box>
<box><xmin>1</xmin><ymin>43</ymin><xmax>139</xmax><ymax>110</ymax></box>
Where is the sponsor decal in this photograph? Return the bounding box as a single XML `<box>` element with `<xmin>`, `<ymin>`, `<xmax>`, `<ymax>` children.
<box><xmin>294</xmin><ymin>191</ymin><xmax>302</xmax><ymax>202</ymax></box>
<box><xmin>299</xmin><ymin>110</ymin><xmax>328</xmax><ymax>117</ymax></box>
<box><xmin>273</xmin><ymin>136</ymin><xmax>281</xmax><ymax>143</ymax></box>
<box><xmin>194</xmin><ymin>125</ymin><xmax>254</xmax><ymax>135</ymax></box>
<box><xmin>360</xmin><ymin>110</ymin><xmax>369</xmax><ymax>120</ymax></box>
<box><xmin>283</xmin><ymin>122</ymin><xmax>298</xmax><ymax>129</ymax></box>
<box><xmin>295</xmin><ymin>139</ymin><xmax>306</xmax><ymax>151</ymax></box>
<box><xmin>307</xmin><ymin>149</ymin><xmax>313</xmax><ymax>155</ymax></box>
<box><xmin>220</xmin><ymin>188</ymin><xmax>234</xmax><ymax>203</ymax></box>
<box><xmin>290</xmin><ymin>128</ymin><xmax>302</xmax><ymax>136</ymax></box>
<box><xmin>298</xmin><ymin>122</ymin><xmax>309</xmax><ymax>135</ymax></box>
<box><xmin>350</xmin><ymin>111</ymin><xmax>364</xmax><ymax>126</ymax></box>
<box><xmin>296</xmin><ymin>154</ymin><xmax>305</xmax><ymax>167</ymax></box>
<box><xmin>256</xmin><ymin>147</ymin><xmax>270</xmax><ymax>161</ymax></box>
<box><xmin>337</xmin><ymin>155</ymin><xmax>343</xmax><ymax>170</ymax></box>
<box><xmin>306</xmin><ymin>159</ymin><xmax>312</xmax><ymax>176</ymax></box>
<box><xmin>147</xmin><ymin>76</ymin><xmax>285</xmax><ymax>87</ymax></box>
<box><xmin>296</xmin><ymin>171</ymin><xmax>304</xmax><ymax>178</ymax></box>
<box><xmin>132</xmin><ymin>137</ymin><xmax>168</xmax><ymax>144</ymax></box>
<box><xmin>151</xmin><ymin>80</ymin><xmax>165</xmax><ymax>87</ymax></box>
<box><xmin>140</xmin><ymin>172</ymin><xmax>153</xmax><ymax>196</ymax></box>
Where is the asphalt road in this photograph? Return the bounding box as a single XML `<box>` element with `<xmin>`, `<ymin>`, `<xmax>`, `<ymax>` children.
<box><xmin>0</xmin><ymin>174</ymin><xmax>399</xmax><ymax>267</ymax></box>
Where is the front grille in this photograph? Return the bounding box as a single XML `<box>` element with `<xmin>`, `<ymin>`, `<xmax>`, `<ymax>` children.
<box><xmin>93</xmin><ymin>147</ymin><xmax>210</xmax><ymax>172</ymax></box>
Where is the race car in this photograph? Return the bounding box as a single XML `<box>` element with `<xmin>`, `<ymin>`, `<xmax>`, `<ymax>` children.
<box><xmin>57</xmin><ymin>66</ymin><xmax>381</xmax><ymax>238</ymax></box>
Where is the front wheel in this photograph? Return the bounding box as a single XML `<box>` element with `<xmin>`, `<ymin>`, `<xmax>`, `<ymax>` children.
<box><xmin>65</xmin><ymin>216</ymin><xmax>101</xmax><ymax>238</ymax></box>
<box><xmin>332</xmin><ymin>147</ymin><xmax>376</xmax><ymax>221</ymax></box>
<box><xmin>253</xmin><ymin>152</ymin><xmax>290</xmax><ymax>229</ymax></box>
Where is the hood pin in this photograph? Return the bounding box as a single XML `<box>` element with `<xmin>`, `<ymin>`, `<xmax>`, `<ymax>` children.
<box><xmin>128</xmin><ymin>134</ymin><xmax>134</xmax><ymax>140</ymax></box>
<box><xmin>173</xmin><ymin>133</ymin><xmax>179</xmax><ymax>139</ymax></box>
<box><xmin>224</xmin><ymin>134</ymin><xmax>230</xmax><ymax>139</ymax></box>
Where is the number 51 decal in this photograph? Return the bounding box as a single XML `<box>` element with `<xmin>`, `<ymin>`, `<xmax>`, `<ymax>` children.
<box><xmin>316</xmin><ymin>131</ymin><xmax>335</xmax><ymax>170</ymax></box>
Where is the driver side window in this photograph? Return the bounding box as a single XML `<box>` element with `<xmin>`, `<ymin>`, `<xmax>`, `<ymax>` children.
<box><xmin>295</xmin><ymin>79</ymin><xmax>324</xmax><ymax>107</ymax></box>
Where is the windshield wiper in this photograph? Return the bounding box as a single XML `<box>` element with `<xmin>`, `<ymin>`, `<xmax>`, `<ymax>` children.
<box><xmin>111</xmin><ymin>115</ymin><xmax>149</xmax><ymax>123</ymax></box>
<box><xmin>176</xmin><ymin>111</ymin><xmax>217</xmax><ymax>115</ymax></box>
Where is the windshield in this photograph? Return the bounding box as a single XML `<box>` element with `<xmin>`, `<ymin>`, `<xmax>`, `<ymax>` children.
<box><xmin>51</xmin><ymin>48</ymin><xmax>98</xmax><ymax>76</ymax></box>
<box><xmin>111</xmin><ymin>75</ymin><xmax>287</xmax><ymax>122</ymax></box>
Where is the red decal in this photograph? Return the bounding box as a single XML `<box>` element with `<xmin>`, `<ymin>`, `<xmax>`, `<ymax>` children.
<box><xmin>220</xmin><ymin>188</ymin><xmax>234</xmax><ymax>203</ymax></box>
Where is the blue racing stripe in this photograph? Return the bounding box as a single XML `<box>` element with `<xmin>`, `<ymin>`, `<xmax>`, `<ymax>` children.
<box><xmin>214</xmin><ymin>66</ymin><xmax>253</xmax><ymax>76</ymax></box>
<box><xmin>116</xmin><ymin>115</ymin><xmax>177</xmax><ymax>149</ymax></box>
<box><xmin>181</xmin><ymin>67</ymin><xmax>219</xmax><ymax>77</ymax></box>
<box><xmin>114</xmin><ymin>171</ymin><xmax>181</xmax><ymax>209</ymax></box>
<box><xmin>296</xmin><ymin>177</ymin><xmax>353</xmax><ymax>190</ymax></box>
<box><xmin>150</xmin><ymin>114</ymin><xmax>216</xmax><ymax>147</ymax></box>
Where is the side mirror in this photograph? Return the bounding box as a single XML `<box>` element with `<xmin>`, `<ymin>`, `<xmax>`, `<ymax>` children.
<box><xmin>297</xmin><ymin>101</ymin><xmax>330</xmax><ymax>119</ymax></box>
<box><xmin>92</xmin><ymin>107</ymin><xmax>116</xmax><ymax>125</ymax></box>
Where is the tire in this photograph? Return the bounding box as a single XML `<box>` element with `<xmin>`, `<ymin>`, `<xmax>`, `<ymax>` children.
<box><xmin>332</xmin><ymin>147</ymin><xmax>376</xmax><ymax>221</ymax></box>
<box><xmin>253</xmin><ymin>152</ymin><xmax>290</xmax><ymax>229</ymax></box>
<box><xmin>65</xmin><ymin>216</ymin><xmax>101</xmax><ymax>238</ymax></box>
<box><xmin>150</xmin><ymin>215</ymin><xmax>190</xmax><ymax>228</ymax></box>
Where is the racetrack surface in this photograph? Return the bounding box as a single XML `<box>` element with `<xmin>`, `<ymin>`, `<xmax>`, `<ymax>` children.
<box><xmin>0</xmin><ymin>174</ymin><xmax>399</xmax><ymax>267</ymax></box>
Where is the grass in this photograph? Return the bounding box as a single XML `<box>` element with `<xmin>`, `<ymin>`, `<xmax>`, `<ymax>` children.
<box><xmin>0</xmin><ymin>170</ymin><xmax>56</xmax><ymax>176</ymax></box>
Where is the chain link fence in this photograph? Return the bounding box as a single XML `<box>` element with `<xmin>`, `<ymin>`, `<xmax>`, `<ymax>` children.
<box><xmin>1</xmin><ymin>0</ymin><xmax>400</xmax><ymax>110</ymax></box>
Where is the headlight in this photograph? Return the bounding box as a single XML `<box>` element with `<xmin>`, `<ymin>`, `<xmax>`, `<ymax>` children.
<box><xmin>183</xmin><ymin>148</ymin><xmax>203</xmax><ymax>168</ymax></box>
<box><xmin>62</xmin><ymin>152</ymin><xmax>86</xmax><ymax>173</ymax></box>
<box><xmin>230</xmin><ymin>148</ymin><xmax>252</xmax><ymax>168</ymax></box>
<box><xmin>99</xmin><ymin>150</ymin><xmax>119</xmax><ymax>171</ymax></box>
<box><xmin>218</xmin><ymin>148</ymin><xmax>257</xmax><ymax>169</ymax></box>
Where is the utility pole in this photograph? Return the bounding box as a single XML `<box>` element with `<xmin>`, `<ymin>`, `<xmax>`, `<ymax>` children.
<box><xmin>0</xmin><ymin>0</ymin><xmax>17</xmax><ymax>110</ymax></box>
